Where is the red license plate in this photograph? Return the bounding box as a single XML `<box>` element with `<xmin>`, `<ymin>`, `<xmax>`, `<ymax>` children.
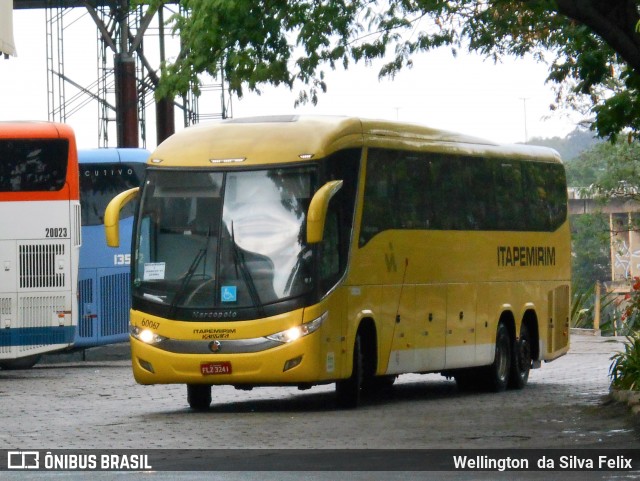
<box><xmin>200</xmin><ymin>361</ymin><xmax>232</xmax><ymax>375</ymax></box>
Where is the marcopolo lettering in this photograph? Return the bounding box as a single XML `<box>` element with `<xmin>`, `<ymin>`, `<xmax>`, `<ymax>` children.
<box><xmin>497</xmin><ymin>246</ymin><xmax>555</xmax><ymax>267</ymax></box>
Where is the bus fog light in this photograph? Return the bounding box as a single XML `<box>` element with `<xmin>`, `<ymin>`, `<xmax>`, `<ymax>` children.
<box><xmin>283</xmin><ymin>355</ymin><xmax>303</xmax><ymax>372</ymax></box>
<box><xmin>139</xmin><ymin>358</ymin><xmax>155</xmax><ymax>373</ymax></box>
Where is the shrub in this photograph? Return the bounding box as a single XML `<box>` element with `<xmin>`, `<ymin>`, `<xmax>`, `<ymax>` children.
<box><xmin>610</xmin><ymin>333</ymin><xmax>640</xmax><ymax>391</ymax></box>
<box><xmin>620</xmin><ymin>277</ymin><xmax>640</xmax><ymax>334</ymax></box>
<box><xmin>571</xmin><ymin>283</ymin><xmax>618</xmax><ymax>335</ymax></box>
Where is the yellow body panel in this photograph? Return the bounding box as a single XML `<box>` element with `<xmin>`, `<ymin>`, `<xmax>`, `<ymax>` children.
<box><xmin>126</xmin><ymin>116</ymin><xmax>570</xmax><ymax>388</ymax></box>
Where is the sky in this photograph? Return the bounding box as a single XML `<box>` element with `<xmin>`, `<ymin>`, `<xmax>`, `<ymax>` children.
<box><xmin>0</xmin><ymin>8</ymin><xmax>583</xmax><ymax>151</ymax></box>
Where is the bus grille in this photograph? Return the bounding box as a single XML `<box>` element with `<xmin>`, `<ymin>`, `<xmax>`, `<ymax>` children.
<box><xmin>0</xmin><ymin>297</ymin><xmax>10</xmax><ymax>317</ymax></box>
<box><xmin>78</xmin><ymin>278</ymin><xmax>94</xmax><ymax>338</ymax></box>
<box><xmin>19</xmin><ymin>244</ymin><xmax>66</xmax><ymax>288</ymax></box>
<box><xmin>100</xmin><ymin>273</ymin><xmax>130</xmax><ymax>337</ymax></box>
<box><xmin>17</xmin><ymin>295</ymin><xmax>66</xmax><ymax>353</ymax></box>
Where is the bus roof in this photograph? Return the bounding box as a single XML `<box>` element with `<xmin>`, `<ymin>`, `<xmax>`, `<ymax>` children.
<box><xmin>0</xmin><ymin>121</ymin><xmax>76</xmax><ymax>140</ymax></box>
<box><xmin>150</xmin><ymin>115</ymin><xmax>561</xmax><ymax>167</ymax></box>
<box><xmin>79</xmin><ymin>148</ymin><xmax>150</xmax><ymax>164</ymax></box>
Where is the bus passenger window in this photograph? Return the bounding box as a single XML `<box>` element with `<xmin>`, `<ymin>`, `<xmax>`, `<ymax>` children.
<box><xmin>494</xmin><ymin>162</ymin><xmax>526</xmax><ymax>230</ymax></box>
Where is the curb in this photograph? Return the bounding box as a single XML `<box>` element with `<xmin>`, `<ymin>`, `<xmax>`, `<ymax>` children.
<box><xmin>570</xmin><ymin>327</ymin><xmax>602</xmax><ymax>336</ymax></box>
<box><xmin>610</xmin><ymin>389</ymin><xmax>640</xmax><ymax>416</ymax></box>
<box><xmin>41</xmin><ymin>342</ymin><xmax>131</xmax><ymax>364</ymax></box>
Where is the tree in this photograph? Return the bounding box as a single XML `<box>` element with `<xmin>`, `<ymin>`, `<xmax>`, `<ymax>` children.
<box><xmin>156</xmin><ymin>1</ymin><xmax>640</xmax><ymax>140</ymax></box>
<box><xmin>570</xmin><ymin>212</ymin><xmax>611</xmax><ymax>294</ymax></box>
<box><xmin>566</xmin><ymin>139</ymin><xmax>640</xmax><ymax>193</ymax></box>
<box><xmin>566</xmin><ymin>139</ymin><xmax>640</xmax><ymax>303</ymax></box>
<box><xmin>527</xmin><ymin>128</ymin><xmax>599</xmax><ymax>161</ymax></box>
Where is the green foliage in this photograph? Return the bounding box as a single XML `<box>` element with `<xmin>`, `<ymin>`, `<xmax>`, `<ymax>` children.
<box><xmin>570</xmin><ymin>214</ymin><xmax>611</xmax><ymax>294</ymax></box>
<box><xmin>157</xmin><ymin>0</ymin><xmax>361</xmax><ymax>104</ymax></box>
<box><xmin>619</xmin><ymin>277</ymin><xmax>640</xmax><ymax>334</ymax></box>
<box><xmin>565</xmin><ymin>138</ymin><xmax>640</xmax><ymax>192</ymax></box>
<box><xmin>610</xmin><ymin>333</ymin><xmax>640</xmax><ymax>390</ymax></box>
<box><xmin>528</xmin><ymin>128</ymin><xmax>599</xmax><ymax>162</ymax></box>
<box><xmin>571</xmin><ymin>287</ymin><xmax>593</xmax><ymax>328</ymax></box>
<box><xmin>157</xmin><ymin>0</ymin><xmax>640</xmax><ymax>141</ymax></box>
<box><xmin>571</xmin><ymin>283</ymin><xmax>618</xmax><ymax>334</ymax></box>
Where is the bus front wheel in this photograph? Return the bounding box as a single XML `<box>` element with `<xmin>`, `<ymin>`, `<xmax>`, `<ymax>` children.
<box><xmin>335</xmin><ymin>334</ymin><xmax>363</xmax><ymax>409</ymax></box>
<box><xmin>187</xmin><ymin>384</ymin><xmax>212</xmax><ymax>411</ymax></box>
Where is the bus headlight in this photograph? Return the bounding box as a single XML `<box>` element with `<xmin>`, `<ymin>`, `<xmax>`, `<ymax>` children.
<box><xmin>130</xmin><ymin>325</ymin><xmax>167</xmax><ymax>345</ymax></box>
<box><xmin>266</xmin><ymin>312</ymin><xmax>327</xmax><ymax>344</ymax></box>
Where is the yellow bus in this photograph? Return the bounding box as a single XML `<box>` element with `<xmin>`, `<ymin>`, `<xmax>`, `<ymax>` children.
<box><xmin>105</xmin><ymin>116</ymin><xmax>570</xmax><ymax>410</ymax></box>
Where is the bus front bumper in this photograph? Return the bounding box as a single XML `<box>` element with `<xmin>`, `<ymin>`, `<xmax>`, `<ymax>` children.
<box><xmin>130</xmin><ymin>333</ymin><xmax>329</xmax><ymax>386</ymax></box>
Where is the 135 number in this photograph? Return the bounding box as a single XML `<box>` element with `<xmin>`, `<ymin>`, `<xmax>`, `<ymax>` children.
<box><xmin>114</xmin><ymin>254</ymin><xmax>131</xmax><ymax>266</ymax></box>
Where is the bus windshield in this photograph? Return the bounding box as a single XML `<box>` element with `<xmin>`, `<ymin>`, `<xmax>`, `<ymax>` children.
<box><xmin>133</xmin><ymin>166</ymin><xmax>317</xmax><ymax>317</ymax></box>
<box><xmin>79</xmin><ymin>162</ymin><xmax>145</xmax><ymax>226</ymax></box>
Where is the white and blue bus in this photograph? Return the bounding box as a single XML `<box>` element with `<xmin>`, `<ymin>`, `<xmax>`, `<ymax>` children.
<box><xmin>0</xmin><ymin>122</ymin><xmax>81</xmax><ymax>369</ymax></box>
<box><xmin>76</xmin><ymin>148</ymin><xmax>148</xmax><ymax>347</ymax></box>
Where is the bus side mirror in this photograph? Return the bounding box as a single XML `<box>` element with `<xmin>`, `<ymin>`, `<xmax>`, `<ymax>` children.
<box><xmin>104</xmin><ymin>187</ymin><xmax>140</xmax><ymax>247</ymax></box>
<box><xmin>306</xmin><ymin>180</ymin><xmax>343</xmax><ymax>244</ymax></box>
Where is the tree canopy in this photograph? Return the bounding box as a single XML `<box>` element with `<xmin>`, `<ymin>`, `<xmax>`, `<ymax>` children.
<box><xmin>527</xmin><ymin>128</ymin><xmax>599</xmax><ymax>161</ymax></box>
<box><xmin>156</xmin><ymin>0</ymin><xmax>640</xmax><ymax>140</ymax></box>
<box><xmin>566</xmin><ymin>139</ymin><xmax>640</xmax><ymax>193</ymax></box>
<box><xmin>566</xmin><ymin>138</ymin><xmax>640</xmax><ymax>296</ymax></box>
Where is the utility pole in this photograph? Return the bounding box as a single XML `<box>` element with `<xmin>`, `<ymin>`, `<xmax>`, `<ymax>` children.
<box><xmin>520</xmin><ymin>97</ymin><xmax>529</xmax><ymax>143</ymax></box>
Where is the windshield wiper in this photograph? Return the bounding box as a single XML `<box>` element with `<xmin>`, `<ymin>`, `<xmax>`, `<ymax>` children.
<box><xmin>230</xmin><ymin>221</ymin><xmax>265</xmax><ymax>317</ymax></box>
<box><xmin>169</xmin><ymin>227</ymin><xmax>211</xmax><ymax>317</ymax></box>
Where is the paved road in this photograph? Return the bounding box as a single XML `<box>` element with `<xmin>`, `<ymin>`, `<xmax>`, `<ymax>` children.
<box><xmin>1</xmin><ymin>333</ymin><xmax>639</xmax><ymax>480</ymax></box>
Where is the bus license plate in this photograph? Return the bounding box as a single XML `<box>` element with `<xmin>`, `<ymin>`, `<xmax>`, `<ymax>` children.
<box><xmin>200</xmin><ymin>362</ymin><xmax>232</xmax><ymax>375</ymax></box>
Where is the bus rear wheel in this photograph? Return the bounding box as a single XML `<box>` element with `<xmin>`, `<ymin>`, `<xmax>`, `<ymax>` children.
<box><xmin>187</xmin><ymin>384</ymin><xmax>212</xmax><ymax>411</ymax></box>
<box><xmin>509</xmin><ymin>323</ymin><xmax>531</xmax><ymax>389</ymax></box>
<box><xmin>335</xmin><ymin>334</ymin><xmax>363</xmax><ymax>409</ymax></box>
<box><xmin>482</xmin><ymin>322</ymin><xmax>511</xmax><ymax>392</ymax></box>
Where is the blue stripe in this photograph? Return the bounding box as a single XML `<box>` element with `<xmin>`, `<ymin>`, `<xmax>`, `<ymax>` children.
<box><xmin>0</xmin><ymin>327</ymin><xmax>76</xmax><ymax>347</ymax></box>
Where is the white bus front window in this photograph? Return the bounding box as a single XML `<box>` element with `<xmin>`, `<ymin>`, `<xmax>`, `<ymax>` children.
<box><xmin>222</xmin><ymin>169</ymin><xmax>313</xmax><ymax>300</ymax></box>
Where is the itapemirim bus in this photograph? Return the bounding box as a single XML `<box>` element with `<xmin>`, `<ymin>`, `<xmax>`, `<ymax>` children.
<box><xmin>0</xmin><ymin>121</ymin><xmax>81</xmax><ymax>369</ymax></box>
<box><xmin>105</xmin><ymin>116</ymin><xmax>570</xmax><ymax>409</ymax></box>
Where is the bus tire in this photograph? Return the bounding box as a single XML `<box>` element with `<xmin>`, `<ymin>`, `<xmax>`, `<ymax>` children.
<box><xmin>335</xmin><ymin>334</ymin><xmax>363</xmax><ymax>409</ymax></box>
<box><xmin>187</xmin><ymin>384</ymin><xmax>212</xmax><ymax>411</ymax></box>
<box><xmin>509</xmin><ymin>323</ymin><xmax>531</xmax><ymax>389</ymax></box>
<box><xmin>483</xmin><ymin>322</ymin><xmax>511</xmax><ymax>392</ymax></box>
<box><xmin>0</xmin><ymin>354</ymin><xmax>42</xmax><ymax>370</ymax></box>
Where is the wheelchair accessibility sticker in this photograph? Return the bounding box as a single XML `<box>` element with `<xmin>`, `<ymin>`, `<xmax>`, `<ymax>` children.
<box><xmin>221</xmin><ymin>285</ymin><xmax>237</xmax><ymax>303</ymax></box>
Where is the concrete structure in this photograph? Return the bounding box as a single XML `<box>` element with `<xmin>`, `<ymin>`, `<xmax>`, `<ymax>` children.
<box><xmin>569</xmin><ymin>195</ymin><xmax>640</xmax><ymax>285</ymax></box>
